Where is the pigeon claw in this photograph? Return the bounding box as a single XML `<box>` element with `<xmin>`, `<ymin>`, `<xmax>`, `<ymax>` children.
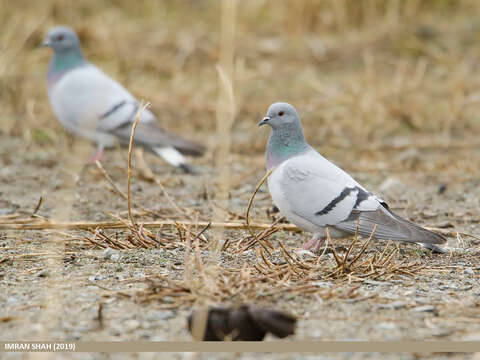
<box><xmin>303</xmin><ymin>235</ymin><xmax>325</xmax><ymax>253</ymax></box>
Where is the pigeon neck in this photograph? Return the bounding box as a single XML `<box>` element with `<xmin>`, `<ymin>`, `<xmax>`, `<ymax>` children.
<box><xmin>266</xmin><ymin>124</ymin><xmax>308</xmax><ymax>169</ymax></box>
<box><xmin>48</xmin><ymin>49</ymin><xmax>86</xmax><ymax>85</ymax></box>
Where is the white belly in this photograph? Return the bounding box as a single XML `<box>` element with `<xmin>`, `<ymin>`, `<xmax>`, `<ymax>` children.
<box><xmin>267</xmin><ymin>165</ymin><xmax>351</xmax><ymax>239</ymax></box>
<box><xmin>48</xmin><ymin>68</ymin><xmax>117</xmax><ymax>148</ymax></box>
<box><xmin>267</xmin><ymin>165</ymin><xmax>321</xmax><ymax>234</ymax></box>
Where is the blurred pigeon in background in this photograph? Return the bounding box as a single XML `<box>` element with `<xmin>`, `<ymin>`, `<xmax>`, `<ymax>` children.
<box><xmin>42</xmin><ymin>26</ymin><xmax>205</xmax><ymax>172</ymax></box>
<box><xmin>259</xmin><ymin>102</ymin><xmax>447</xmax><ymax>253</ymax></box>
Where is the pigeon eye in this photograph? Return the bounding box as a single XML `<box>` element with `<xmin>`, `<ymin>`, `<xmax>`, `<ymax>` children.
<box><xmin>56</xmin><ymin>35</ymin><xmax>64</xmax><ymax>41</ymax></box>
<box><xmin>278</xmin><ymin>111</ymin><xmax>284</xmax><ymax>116</ymax></box>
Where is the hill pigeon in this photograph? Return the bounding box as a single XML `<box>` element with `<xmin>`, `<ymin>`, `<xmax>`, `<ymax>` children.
<box><xmin>259</xmin><ymin>102</ymin><xmax>446</xmax><ymax>253</ymax></box>
<box><xmin>42</xmin><ymin>26</ymin><xmax>205</xmax><ymax>172</ymax></box>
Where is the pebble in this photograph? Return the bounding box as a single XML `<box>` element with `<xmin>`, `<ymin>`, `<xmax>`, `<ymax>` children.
<box><xmin>122</xmin><ymin>319</ymin><xmax>141</xmax><ymax>332</ymax></box>
<box><xmin>378</xmin><ymin>301</ymin><xmax>407</xmax><ymax>310</ymax></box>
<box><xmin>147</xmin><ymin>311</ymin><xmax>175</xmax><ymax>321</ymax></box>
<box><xmin>296</xmin><ymin>249</ymin><xmax>316</xmax><ymax>258</ymax></box>
<box><xmin>463</xmin><ymin>268</ymin><xmax>475</xmax><ymax>276</ymax></box>
<box><xmin>364</xmin><ymin>279</ymin><xmax>392</xmax><ymax>286</ymax></box>
<box><xmin>413</xmin><ymin>305</ymin><xmax>436</xmax><ymax>313</ymax></box>
<box><xmin>432</xmin><ymin>328</ymin><xmax>453</xmax><ymax>337</ymax></box>
<box><xmin>35</xmin><ymin>269</ymin><xmax>50</xmax><ymax>278</ymax></box>
<box><xmin>101</xmin><ymin>248</ymin><xmax>113</xmax><ymax>259</ymax></box>
<box><xmin>88</xmin><ymin>274</ymin><xmax>107</xmax><ymax>282</ymax></box>
<box><xmin>101</xmin><ymin>248</ymin><xmax>121</xmax><ymax>261</ymax></box>
<box><xmin>375</xmin><ymin>322</ymin><xmax>397</xmax><ymax>330</ymax></box>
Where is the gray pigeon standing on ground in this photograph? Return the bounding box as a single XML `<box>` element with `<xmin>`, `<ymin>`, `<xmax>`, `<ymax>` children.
<box><xmin>259</xmin><ymin>102</ymin><xmax>447</xmax><ymax>253</ymax></box>
<box><xmin>42</xmin><ymin>26</ymin><xmax>205</xmax><ymax>172</ymax></box>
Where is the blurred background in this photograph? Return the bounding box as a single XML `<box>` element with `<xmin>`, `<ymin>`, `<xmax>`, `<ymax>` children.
<box><xmin>2</xmin><ymin>0</ymin><xmax>480</xmax><ymax>159</ymax></box>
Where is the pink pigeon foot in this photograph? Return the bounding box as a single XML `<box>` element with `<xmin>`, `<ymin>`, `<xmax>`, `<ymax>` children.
<box><xmin>87</xmin><ymin>148</ymin><xmax>104</xmax><ymax>164</ymax></box>
<box><xmin>303</xmin><ymin>234</ymin><xmax>325</xmax><ymax>253</ymax></box>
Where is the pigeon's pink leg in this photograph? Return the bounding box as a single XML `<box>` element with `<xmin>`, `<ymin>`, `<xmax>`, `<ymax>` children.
<box><xmin>87</xmin><ymin>146</ymin><xmax>104</xmax><ymax>164</ymax></box>
<box><xmin>303</xmin><ymin>233</ymin><xmax>325</xmax><ymax>252</ymax></box>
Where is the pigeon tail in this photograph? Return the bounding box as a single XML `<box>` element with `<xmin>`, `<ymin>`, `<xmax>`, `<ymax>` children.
<box><xmin>153</xmin><ymin>146</ymin><xmax>187</xmax><ymax>167</ymax></box>
<box><xmin>334</xmin><ymin>205</ymin><xmax>446</xmax><ymax>245</ymax></box>
<box><xmin>168</xmin><ymin>136</ymin><xmax>206</xmax><ymax>157</ymax></box>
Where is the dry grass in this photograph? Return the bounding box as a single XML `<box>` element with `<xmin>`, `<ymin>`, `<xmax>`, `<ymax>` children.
<box><xmin>2</xmin><ymin>1</ymin><xmax>480</xmax><ymax>149</ymax></box>
<box><xmin>129</xmin><ymin>227</ymin><xmax>428</xmax><ymax>311</ymax></box>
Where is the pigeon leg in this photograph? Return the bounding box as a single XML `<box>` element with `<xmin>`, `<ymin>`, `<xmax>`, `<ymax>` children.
<box><xmin>87</xmin><ymin>146</ymin><xmax>104</xmax><ymax>164</ymax></box>
<box><xmin>303</xmin><ymin>233</ymin><xmax>325</xmax><ymax>252</ymax></box>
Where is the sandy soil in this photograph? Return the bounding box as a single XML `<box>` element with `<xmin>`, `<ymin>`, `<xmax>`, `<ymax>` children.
<box><xmin>1</xmin><ymin>131</ymin><xmax>479</xmax><ymax>360</ymax></box>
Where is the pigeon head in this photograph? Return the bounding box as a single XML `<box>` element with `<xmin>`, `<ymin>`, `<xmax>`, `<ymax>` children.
<box><xmin>43</xmin><ymin>26</ymin><xmax>86</xmax><ymax>85</ymax></box>
<box><xmin>260</xmin><ymin>103</ymin><xmax>309</xmax><ymax>169</ymax></box>
<box><xmin>258</xmin><ymin>102</ymin><xmax>301</xmax><ymax>130</ymax></box>
<box><xmin>42</xmin><ymin>26</ymin><xmax>81</xmax><ymax>54</ymax></box>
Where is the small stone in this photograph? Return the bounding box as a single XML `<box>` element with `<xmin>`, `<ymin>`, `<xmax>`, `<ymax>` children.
<box><xmin>437</xmin><ymin>184</ymin><xmax>447</xmax><ymax>195</ymax></box>
<box><xmin>432</xmin><ymin>328</ymin><xmax>453</xmax><ymax>337</ymax></box>
<box><xmin>364</xmin><ymin>279</ymin><xmax>392</xmax><ymax>286</ymax></box>
<box><xmin>101</xmin><ymin>248</ymin><xmax>113</xmax><ymax>259</ymax></box>
<box><xmin>88</xmin><ymin>274</ymin><xmax>106</xmax><ymax>282</ymax></box>
<box><xmin>296</xmin><ymin>250</ymin><xmax>315</xmax><ymax>258</ymax></box>
<box><xmin>7</xmin><ymin>296</ymin><xmax>19</xmax><ymax>305</ymax></box>
<box><xmin>0</xmin><ymin>208</ymin><xmax>14</xmax><ymax>215</ymax></box>
<box><xmin>35</xmin><ymin>269</ymin><xmax>50</xmax><ymax>278</ymax></box>
<box><xmin>463</xmin><ymin>268</ymin><xmax>475</xmax><ymax>276</ymax></box>
<box><xmin>123</xmin><ymin>319</ymin><xmax>140</xmax><ymax>332</ymax></box>
<box><xmin>375</xmin><ymin>322</ymin><xmax>397</xmax><ymax>330</ymax></box>
<box><xmin>150</xmin><ymin>335</ymin><xmax>166</xmax><ymax>341</ymax></box>
<box><xmin>163</xmin><ymin>296</ymin><xmax>175</xmax><ymax>304</ymax></box>
<box><xmin>312</xmin><ymin>282</ymin><xmax>332</xmax><ymax>288</ymax></box>
<box><xmin>147</xmin><ymin>311</ymin><xmax>175</xmax><ymax>321</ymax></box>
<box><xmin>101</xmin><ymin>248</ymin><xmax>120</xmax><ymax>261</ymax></box>
<box><xmin>378</xmin><ymin>301</ymin><xmax>407</xmax><ymax>310</ymax></box>
<box><xmin>413</xmin><ymin>305</ymin><xmax>436</xmax><ymax>313</ymax></box>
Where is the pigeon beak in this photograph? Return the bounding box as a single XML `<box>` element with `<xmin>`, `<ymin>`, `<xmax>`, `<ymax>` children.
<box><xmin>40</xmin><ymin>39</ymin><xmax>51</xmax><ymax>48</ymax></box>
<box><xmin>258</xmin><ymin>116</ymin><xmax>270</xmax><ymax>127</ymax></box>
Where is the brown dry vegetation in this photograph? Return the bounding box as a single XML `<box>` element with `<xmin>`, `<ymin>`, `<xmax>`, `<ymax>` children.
<box><xmin>1</xmin><ymin>1</ymin><xmax>480</xmax><ymax>359</ymax></box>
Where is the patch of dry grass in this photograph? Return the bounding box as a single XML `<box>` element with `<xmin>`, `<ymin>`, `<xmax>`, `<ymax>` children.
<box><xmin>2</xmin><ymin>1</ymin><xmax>480</xmax><ymax>150</ymax></box>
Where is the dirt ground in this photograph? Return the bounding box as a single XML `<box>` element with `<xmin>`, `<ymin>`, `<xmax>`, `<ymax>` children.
<box><xmin>1</xmin><ymin>130</ymin><xmax>480</xmax><ymax>360</ymax></box>
<box><xmin>2</xmin><ymin>1</ymin><xmax>480</xmax><ymax>359</ymax></box>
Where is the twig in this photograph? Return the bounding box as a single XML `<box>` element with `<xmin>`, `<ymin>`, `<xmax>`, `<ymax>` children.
<box><xmin>31</xmin><ymin>195</ymin><xmax>44</xmax><ymax>217</ymax></box>
<box><xmin>192</xmin><ymin>222</ymin><xmax>211</xmax><ymax>243</ymax></box>
<box><xmin>154</xmin><ymin>177</ymin><xmax>191</xmax><ymax>219</ymax></box>
<box><xmin>245</xmin><ymin>168</ymin><xmax>275</xmax><ymax>252</ymax></box>
<box><xmin>127</xmin><ymin>101</ymin><xmax>150</xmax><ymax>227</ymax></box>
<box><xmin>95</xmin><ymin>161</ymin><xmax>126</xmax><ymax>200</ymax></box>
<box><xmin>0</xmin><ymin>220</ymin><xmax>296</xmax><ymax>231</ymax></box>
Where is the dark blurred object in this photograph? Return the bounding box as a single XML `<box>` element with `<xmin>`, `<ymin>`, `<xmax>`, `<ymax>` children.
<box><xmin>267</xmin><ymin>205</ymin><xmax>280</xmax><ymax>215</ymax></box>
<box><xmin>438</xmin><ymin>184</ymin><xmax>447</xmax><ymax>195</ymax></box>
<box><xmin>415</xmin><ymin>24</ymin><xmax>439</xmax><ymax>40</ymax></box>
<box><xmin>187</xmin><ymin>305</ymin><xmax>296</xmax><ymax>341</ymax></box>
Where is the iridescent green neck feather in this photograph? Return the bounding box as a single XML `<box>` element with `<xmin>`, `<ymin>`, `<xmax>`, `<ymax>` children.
<box><xmin>47</xmin><ymin>49</ymin><xmax>86</xmax><ymax>86</ymax></box>
<box><xmin>266</xmin><ymin>123</ymin><xmax>309</xmax><ymax>169</ymax></box>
